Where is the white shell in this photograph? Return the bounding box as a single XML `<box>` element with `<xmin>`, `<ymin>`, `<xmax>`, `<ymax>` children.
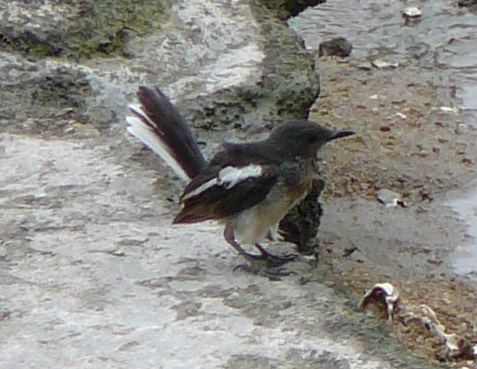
<box><xmin>403</xmin><ymin>7</ymin><xmax>422</xmax><ymax>18</ymax></box>
<box><xmin>359</xmin><ymin>282</ymin><xmax>400</xmax><ymax>320</ymax></box>
<box><xmin>373</xmin><ymin>282</ymin><xmax>397</xmax><ymax>298</ymax></box>
<box><xmin>377</xmin><ymin>188</ymin><xmax>403</xmax><ymax>207</ymax></box>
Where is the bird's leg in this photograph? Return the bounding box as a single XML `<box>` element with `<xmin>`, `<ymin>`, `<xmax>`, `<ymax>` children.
<box><xmin>223</xmin><ymin>225</ymin><xmax>296</xmax><ymax>273</ymax></box>
<box><xmin>223</xmin><ymin>224</ymin><xmax>263</xmax><ymax>261</ymax></box>
<box><xmin>254</xmin><ymin>243</ymin><xmax>297</xmax><ymax>265</ymax></box>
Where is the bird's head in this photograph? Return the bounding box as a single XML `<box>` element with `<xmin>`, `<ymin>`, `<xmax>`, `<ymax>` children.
<box><xmin>267</xmin><ymin>120</ymin><xmax>354</xmax><ymax>159</ymax></box>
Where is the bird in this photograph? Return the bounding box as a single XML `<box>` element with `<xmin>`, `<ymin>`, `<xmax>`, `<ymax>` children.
<box><xmin>126</xmin><ymin>86</ymin><xmax>354</xmax><ymax>265</ymax></box>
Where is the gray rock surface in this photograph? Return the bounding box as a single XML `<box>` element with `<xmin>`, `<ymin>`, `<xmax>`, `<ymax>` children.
<box><xmin>0</xmin><ymin>134</ymin><xmax>408</xmax><ymax>369</ymax></box>
<box><xmin>0</xmin><ymin>0</ymin><xmax>319</xmax><ymax>137</ymax></box>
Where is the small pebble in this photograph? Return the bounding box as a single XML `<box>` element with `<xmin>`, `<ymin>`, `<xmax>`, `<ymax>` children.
<box><xmin>455</xmin><ymin>123</ymin><xmax>468</xmax><ymax>135</ymax></box>
<box><xmin>440</xmin><ymin>106</ymin><xmax>459</xmax><ymax>114</ymax></box>
<box><xmin>318</xmin><ymin>37</ymin><xmax>353</xmax><ymax>57</ymax></box>
<box><xmin>458</xmin><ymin>0</ymin><xmax>477</xmax><ymax>7</ymax></box>
<box><xmin>372</xmin><ymin>59</ymin><xmax>399</xmax><ymax>69</ymax></box>
<box><xmin>356</xmin><ymin>63</ymin><xmax>372</xmax><ymax>71</ymax></box>
<box><xmin>377</xmin><ymin>188</ymin><xmax>405</xmax><ymax>207</ymax></box>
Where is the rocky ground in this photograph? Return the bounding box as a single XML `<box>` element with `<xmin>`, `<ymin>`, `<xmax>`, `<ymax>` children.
<box><xmin>2</xmin><ymin>1</ymin><xmax>477</xmax><ymax>368</ymax></box>
<box><xmin>2</xmin><ymin>58</ymin><xmax>476</xmax><ymax>369</ymax></box>
<box><xmin>308</xmin><ymin>56</ymin><xmax>477</xmax><ymax>365</ymax></box>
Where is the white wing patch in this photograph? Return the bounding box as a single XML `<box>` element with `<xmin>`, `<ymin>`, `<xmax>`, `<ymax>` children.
<box><xmin>182</xmin><ymin>178</ymin><xmax>219</xmax><ymax>201</ymax></box>
<box><xmin>182</xmin><ymin>164</ymin><xmax>263</xmax><ymax>201</ymax></box>
<box><xmin>218</xmin><ymin>165</ymin><xmax>263</xmax><ymax>189</ymax></box>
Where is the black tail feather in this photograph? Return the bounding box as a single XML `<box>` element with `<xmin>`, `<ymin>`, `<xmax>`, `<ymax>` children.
<box><xmin>127</xmin><ymin>86</ymin><xmax>206</xmax><ymax>180</ymax></box>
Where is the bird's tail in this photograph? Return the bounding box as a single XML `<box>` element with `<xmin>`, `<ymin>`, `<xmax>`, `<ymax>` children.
<box><xmin>126</xmin><ymin>86</ymin><xmax>206</xmax><ymax>181</ymax></box>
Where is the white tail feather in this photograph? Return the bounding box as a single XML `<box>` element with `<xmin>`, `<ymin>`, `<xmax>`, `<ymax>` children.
<box><xmin>126</xmin><ymin>109</ymin><xmax>191</xmax><ymax>181</ymax></box>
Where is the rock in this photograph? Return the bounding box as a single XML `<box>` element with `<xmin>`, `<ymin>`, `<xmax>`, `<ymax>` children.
<box><xmin>377</xmin><ymin>188</ymin><xmax>406</xmax><ymax>207</ymax></box>
<box><xmin>440</xmin><ymin>106</ymin><xmax>459</xmax><ymax>114</ymax></box>
<box><xmin>279</xmin><ymin>179</ymin><xmax>325</xmax><ymax>255</ymax></box>
<box><xmin>0</xmin><ymin>0</ymin><xmax>320</xmax><ymax>137</ymax></box>
<box><xmin>458</xmin><ymin>0</ymin><xmax>477</xmax><ymax>7</ymax></box>
<box><xmin>372</xmin><ymin>59</ymin><xmax>399</xmax><ymax>69</ymax></box>
<box><xmin>318</xmin><ymin>37</ymin><xmax>353</xmax><ymax>57</ymax></box>
<box><xmin>356</xmin><ymin>62</ymin><xmax>372</xmax><ymax>71</ymax></box>
<box><xmin>455</xmin><ymin>123</ymin><xmax>468</xmax><ymax>135</ymax></box>
<box><xmin>406</xmin><ymin>42</ymin><xmax>430</xmax><ymax>59</ymax></box>
<box><xmin>261</xmin><ymin>0</ymin><xmax>327</xmax><ymax>19</ymax></box>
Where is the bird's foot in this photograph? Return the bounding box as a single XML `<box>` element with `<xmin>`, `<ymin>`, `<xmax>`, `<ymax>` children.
<box><xmin>254</xmin><ymin>243</ymin><xmax>298</xmax><ymax>267</ymax></box>
<box><xmin>234</xmin><ymin>245</ymin><xmax>298</xmax><ymax>279</ymax></box>
<box><xmin>223</xmin><ymin>227</ymin><xmax>297</xmax><ymax>276</ymax></box>
<box><xmin>262</xmin><ymin>252</ymin><xmax>298</xmax><ymax>266</ymax></box>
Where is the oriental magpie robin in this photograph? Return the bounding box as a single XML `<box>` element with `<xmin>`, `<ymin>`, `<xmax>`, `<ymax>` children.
<box><xmin>126</xmin><ymin>86</ymin><xmax>354</xmax><ymax>265</ymax></box>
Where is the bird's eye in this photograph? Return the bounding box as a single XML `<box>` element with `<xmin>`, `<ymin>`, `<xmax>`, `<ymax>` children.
<box><xmin>308</xmin><ymin>134</ymin><xmax>318</xmax><ymax>144</ymax></box>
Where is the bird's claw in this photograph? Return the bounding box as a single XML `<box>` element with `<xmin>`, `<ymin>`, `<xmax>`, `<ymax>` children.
<box><xmin>253</xmin><ymin>243</ymin><xmax>298</xmax><ymax>266</ymax></box>
<box><xmin>262</xmin><ymin>252</ymin><xmax>298</xmax><ymax>266</ymax></box>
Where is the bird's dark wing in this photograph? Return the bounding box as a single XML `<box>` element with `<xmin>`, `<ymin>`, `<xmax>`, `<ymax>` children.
<box><xmin>173</xmin><ymin>160</ymin><xmax>278</xmax><ymax>224</ymax></box>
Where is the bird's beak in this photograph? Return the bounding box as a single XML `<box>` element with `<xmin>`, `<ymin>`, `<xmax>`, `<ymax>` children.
<box><xmin>328</xmin><ymin>130</ymin><xmax>355</xmax><ymax>141</ymax></box>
